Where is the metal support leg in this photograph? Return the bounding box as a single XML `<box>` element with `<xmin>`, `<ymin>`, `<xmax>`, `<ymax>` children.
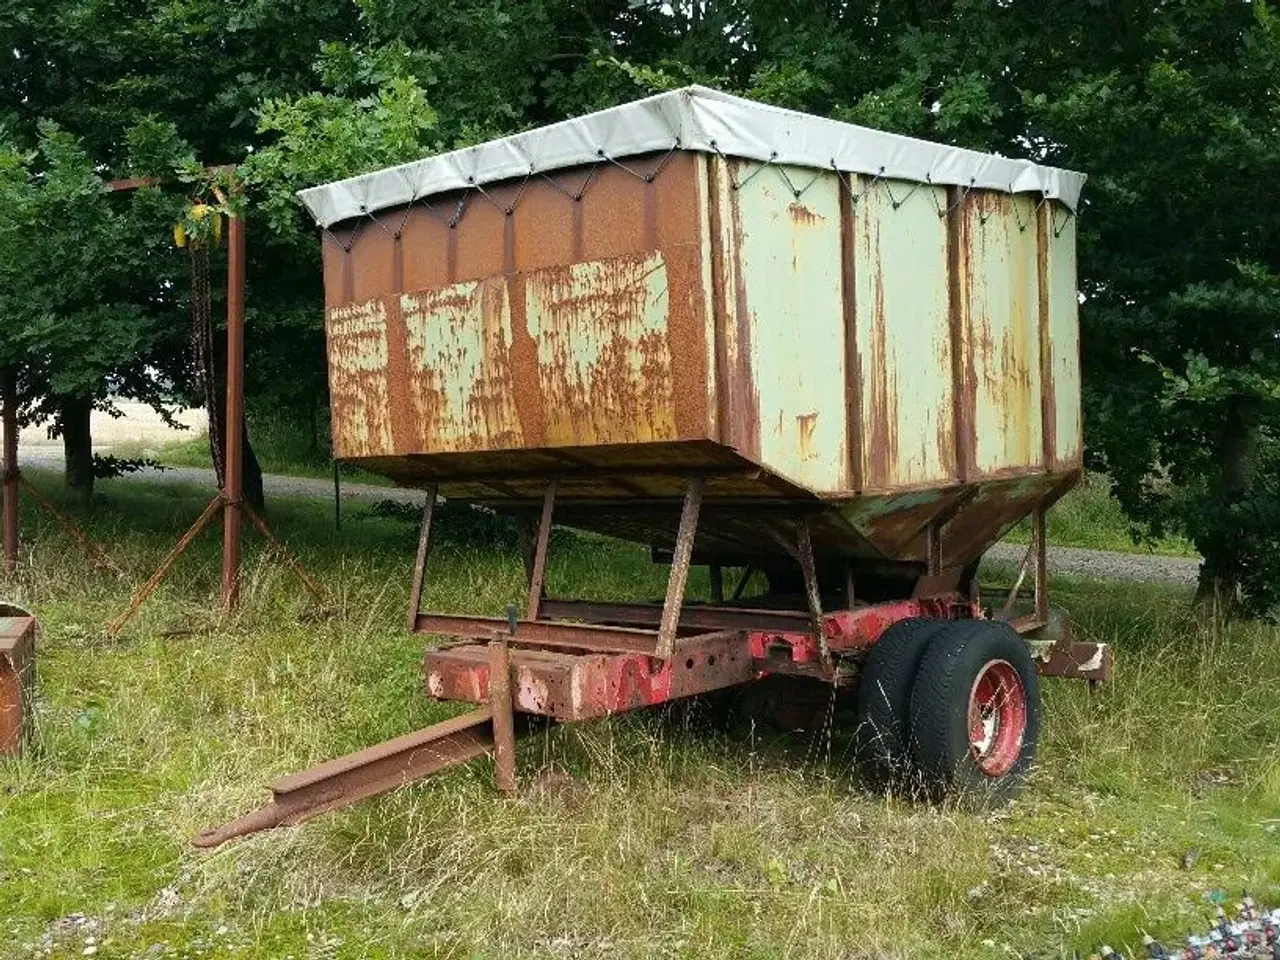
<box><xmin>526</xmin><ymin>482</ymin><xmax>556</xmax><ymax>621</ymax></box>
<box><xmin>657</xmin><ymin>477</ymin><xmax>703</xmax><ymax>660</ymax></box>
<box><xmin>766</xmin><ymin>520</ymin><xmax>828</xmax><ymax>663</ymax></box>
<box><xmin>1033</xmin><ymin>503</ymin><xmax>1049</xmax><ymax>623</ymax></box>
<box><xmin>794</xmin><ymin>521</ymin><xmax>827</xmax><ymax>662</ymax></box>
<box><xmin>107</xmin><ymin>494</ymin><xmax>225</xmax><ymax>638</ymax></box>
<box><xmin>925</xmin><ymin>519</ymin><xmax>942</xmax><ymax>577</ymax></box>
<box><xmin>406</xmin><ymin>485</ymin><xmax>438</xmax><ymax>632</ymax></box>
<box><xmin>489</xmin><ymin>634</ymin><xmax>517</xmax><ymax>794</ymax></box>
<box><xmin>709</xmin><ymin>565</ymin><xmax>724</xmax><ymax>604</ymax></box>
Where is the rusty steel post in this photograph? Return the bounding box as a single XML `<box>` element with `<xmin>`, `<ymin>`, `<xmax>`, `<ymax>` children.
<box><xmin>657</xmin><ymin>477</ymin><xmax>703</xmax><ymax>660</ymax></box>
<box><xmin>709</xmin><ymin>564</ymin><xmax>724</xmax><ymax>604</ymax></box>
<box><xmin>405</xmin><ymin>484</ymin><xmax>438</xmax><ymax>632</ymax></box>
<box><xmin>1033</xmin><ymin>503</ymin><xmax>1049</xmax><ymax>623</ymax></box>
<box><xmin>18</xmin><ymin>475</ymin><xmax>122</xmax><ymax>575</ymax></box>
<box><xmin>242</xmin><ymin>502</ymin><xmax>325</xmax><ymax>603</ymax></box>
<box><xmin>107</xmin><ymin>494</ymin><xmax>224</xmax><ymax>638</ymax></box>
<box><xmin>221</xmin><ymin>210</ymin><xmax>246</xmax><ymax>610</ymax></box>
<box><xmin>525</xmin><ymin>481</ymin><xmax>556</xmax><ymax>620</ymax></box>
<box><xmin>2</xmin><ymin>367</ymin><xmax>17</xmax><ymax>575</ymax></box>
<box><xmin>488</xmin><ymin>634</ymin><xmax>517</xmax><ymax>794</ymax></box>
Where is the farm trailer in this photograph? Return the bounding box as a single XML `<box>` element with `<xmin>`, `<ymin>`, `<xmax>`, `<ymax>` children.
<box><xmin>196</xmin><ymin>86</ymin><xmax>1109</xmax><ymax>848</ymax></box>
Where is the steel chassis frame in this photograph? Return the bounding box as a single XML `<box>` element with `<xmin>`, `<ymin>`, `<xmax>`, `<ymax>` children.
<box><xmin>194</xmin><ymin>475</ymin><xmax>1112</xmax><ymax>848</ymax></box>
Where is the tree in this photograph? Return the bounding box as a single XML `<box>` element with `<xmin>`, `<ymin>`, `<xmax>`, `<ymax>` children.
<box><xmin>1023</xmin><ymin>2</ymin><xmax>1280</xmax><ymax>612</ymax></box>
<box><xmin>0</xmin><ymin>121</ymin><xmax>187</xmax><ymax>500</ymax></box>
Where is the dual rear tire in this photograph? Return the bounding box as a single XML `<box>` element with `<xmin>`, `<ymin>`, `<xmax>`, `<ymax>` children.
<box><xmin>855</xmin><ymin>618</ymin><xmax>1040</xmax><ymax>805</ymax></box>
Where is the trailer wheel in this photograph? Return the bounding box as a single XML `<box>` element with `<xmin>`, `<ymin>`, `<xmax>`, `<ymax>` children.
<box><xmin>908</xmin><ymin>620</ymin><xmax>1040</xmax><ymax>805</ymax></box>
<box><xmin>854</xmin><ymin>617</ymin><xmax>950</xmax><ymax>787</ymax></box>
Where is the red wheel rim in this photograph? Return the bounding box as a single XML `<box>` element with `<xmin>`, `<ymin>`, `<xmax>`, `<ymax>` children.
<box><xmin>967</xmin><ymin>659</ymin><xmax>1027</xmax><ymax>777</ymax></box>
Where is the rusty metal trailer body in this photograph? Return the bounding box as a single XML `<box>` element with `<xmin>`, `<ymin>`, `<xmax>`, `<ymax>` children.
<box><xmin>197</xmin><ymin>88</ymin><xmax>1106</xmax><ymax>847</ymax></box>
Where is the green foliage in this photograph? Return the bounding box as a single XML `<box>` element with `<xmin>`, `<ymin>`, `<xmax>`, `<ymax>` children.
<box><xmin>246</xmin><ymin>72</ymin><xmax>440</xmax><ymax>237</ymax></box>
<box><xmin>2</xmin><ymin>0</ymin><xmax>1279</xmax><ymax>611</ymax></box>
<box><xmin>0</xmin><ymin>121</ymin><xmax>187</xmax><ymax>421</ymax></box>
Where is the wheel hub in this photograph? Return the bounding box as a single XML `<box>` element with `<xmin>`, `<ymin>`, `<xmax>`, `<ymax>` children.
<box><xmin>967</xmin><ymin>659</ymin><xmax>1026</xmax><ymax>777</ymax></box>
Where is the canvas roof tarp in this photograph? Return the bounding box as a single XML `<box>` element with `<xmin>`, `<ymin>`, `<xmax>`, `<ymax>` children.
<box><xmin>299</xmin><ymin>85</ymin><xmax>1086</xmax><ymax>229</ymax></box>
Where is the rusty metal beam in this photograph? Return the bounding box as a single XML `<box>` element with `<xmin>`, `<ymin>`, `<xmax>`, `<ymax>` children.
<box><xmin>406</xmin><ymin>485</ymin><xmax>438</xmax><ymax>632</ymax></box>
<box><xmin>488</xmin><ymin>637</ymin><xmax>517</xmax><ymax>793</ymax></box>
<box><xmin>242</xmin><ymin>502</ymin><xmax>326</xmax><ymax>603</ymax></box>
<box><xmin>416</xmin><ymin>612</ymin><xmax>660</xmax><ymax>655</ymax></box>
<box><xmin>107</xmin><ymin>494</ymin><xmax>224</xmax><ymax>638</ymax></box>
<box><xmin>193</xmin><ymin>708</ymin><xmax>497</xmax><ymax>849</ymax></box>
<box><xmin>709</xmin><ymin>564</ymin><xmax>724</xmax><ymax>604</ymax></box>
<box><xmin>764</xmin><ymin>520</ymin><xmax>827</xmax><ymax>661</ymax></box>
<box><xmin>656</xmin><ymin>477</ymin><xmax>703</xmax><ymax>660</ymax></box>
<box><xmin>1033</xmin><ymin>502</ymin><xmax>1049</xmax><ymax>623</ymax></box>
<box><xmin>18</xmin><ymin>476</ymin><xmax>123</xmax><ymax>575</ymax></box>
<box><xmin>526</xmin><ymin>482</ymin><xmax>556</xmax><ymax>620</ymax></box>
<box><xmin>538</xmin><ymin>598</ymin><xmax>812</xmax><ymax>633</ymax></box>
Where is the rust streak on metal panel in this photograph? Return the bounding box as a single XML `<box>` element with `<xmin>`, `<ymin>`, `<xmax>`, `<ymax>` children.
<box><xmin>788</xmin><ymin>202</ymin><xmax>823</xmax><ymax>226</ymax></box>
<box><xmin>864</xmin><ymin>258</ymin><xmax>898</xmax><ymax>488</ymax></box>
<box><xmin>192</xmin><ymin>709</ymin><xmax>497</xmax><ymax>848</ymax></box>
<box><xmin>506</xmin><ymin>269</ymin><xmax>547</xmax><ymax>446</ymax></box>
<box><xmin>383</xmin><ymin>235</ymin><xmax>416</xmax><ymax>453</ymax></box>
<box><xmin>838</xmin><ymin>177</ymin><xmax>864</xmax><ymax>492</ymax></box>
<box><xmin>947</xmin><ymin>188</ymin><xmax>976</xmax><ymax>480</ymax></box>
<box><xmin>1037</xmin><ymin>201</ymin><xmax>1057</xmax><ymax>468</ymax></box>
<box><xmin>708</xmin><ymin>159</ymin><xmax>731</xmax><ymax>446</ymax></box>
<box><xmin>664</xmin><ymin>243</ymin><xmax>711</xmax><ymax>441</ymax></box>
<box><xmin>727</xmin><ymin>159</ymin><xmax>761</xmax><ymax>461</ymax></box>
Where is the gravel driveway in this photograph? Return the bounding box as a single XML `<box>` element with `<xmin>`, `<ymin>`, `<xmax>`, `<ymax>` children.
<box><xmin>21</xmin><ymin>449</ymin><xmax>1200</xmax><ymax>586</ymax></box>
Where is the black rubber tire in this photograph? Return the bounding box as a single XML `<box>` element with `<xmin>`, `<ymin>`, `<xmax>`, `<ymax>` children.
<box><xmin>908</xmin><ymin>619</ymin><xmax>1041</xmax><ymax>806</ymax></box>
<box><xmin>854</xmin><ymin>617</ymin><xmax>951</xmax><ymax>787</ymax></box>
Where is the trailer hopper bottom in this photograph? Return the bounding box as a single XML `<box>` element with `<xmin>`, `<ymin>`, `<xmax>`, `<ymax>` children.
<box><xmin>195</xmin><ymin>480</ymin><xmax>1113</xmax><ymax>849</ymax></box>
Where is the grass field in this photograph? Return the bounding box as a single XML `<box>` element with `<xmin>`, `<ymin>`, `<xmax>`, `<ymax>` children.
<box><xmin>1</xmin><ymin>474</ymin><xmax>1274</xmax><ymax>959</ymax></box>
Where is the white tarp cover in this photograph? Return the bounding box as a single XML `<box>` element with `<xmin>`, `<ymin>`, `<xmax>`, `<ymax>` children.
<box><xmin>299</xmin><ymin>84</ymin><xmax>1086</xmax><ymax>229</ymax></box>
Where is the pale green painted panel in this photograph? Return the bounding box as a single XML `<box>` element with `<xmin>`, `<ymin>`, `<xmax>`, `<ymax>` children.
<box><xmin>966</xmin><ymin>194</ymin><xmax>1043</xmax><ymax>474</ymax></box>
<box><xmin>526</xmin><ymin>251</ymin><xmax>677</xmax><ymax>446</ymax></box>
<box><xmin>1047</xmin><ymin>210</ymin><xmax>1082</xmax><ymax>465</ymax></box>
<box><xmin>402</xmin><ymin>277</ymin><xmax>522</xmax><ymax>453</ymax></box>
<box><xmin>854</xmin><ymin>179</ymin><xmax>955</xmax><ymax>491</ymax></box>
<box><xmin>733</xmin><ymin>163</ymin><xmax>847</xmax><ymax>493</ymax></box>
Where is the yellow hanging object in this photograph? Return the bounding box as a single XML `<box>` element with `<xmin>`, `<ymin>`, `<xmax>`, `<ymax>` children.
<box><xmin>212</xmin><ymin>212</ymin><xmax>223</xmax><ymax>244</ymax></box>
<box><xmin>173</xmin><ymin>222</ymin><xmax>187</xmax><ymax>248</ymax></box>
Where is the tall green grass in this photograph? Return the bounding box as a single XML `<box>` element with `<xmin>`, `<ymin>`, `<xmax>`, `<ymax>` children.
<box><xmin>0</xmin><ymin>474</ymin><xmax>1273</xmax><ymax>959</ymax></box>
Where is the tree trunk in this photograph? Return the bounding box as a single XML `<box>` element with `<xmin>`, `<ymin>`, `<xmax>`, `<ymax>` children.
<box><xmin>1195</xmin><ymin>394</ymin><xmax>1260</xmax><ymax>609</ymax></box>
<box><xmin>206</xmin><ymin>329</ymin><xmax>265</xmax><ymax>513</ymax></box>
<box><xmin>60</xmin><ymin>396</ymin><xmax>94</xmax><ymax>502</ymax></box>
